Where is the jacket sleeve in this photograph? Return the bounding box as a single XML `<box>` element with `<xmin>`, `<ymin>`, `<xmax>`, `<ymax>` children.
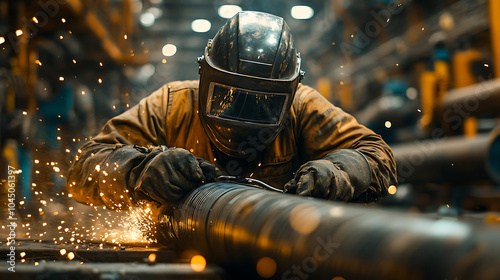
<box><xmin>294</xmin><ymin>85</ymin><xmax>397</xmax><ymax>203</ymax></box>
<box><xmin>66</xmin><ymin>87</ymin><xmax>168</xmax><ymax>210</ymax></box>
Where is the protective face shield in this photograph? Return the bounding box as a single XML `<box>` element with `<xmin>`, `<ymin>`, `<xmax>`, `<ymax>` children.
<box><xmin>198</xmin><ymin>11</ymin><xmax>304</xmax><ymax>158</ymax></box>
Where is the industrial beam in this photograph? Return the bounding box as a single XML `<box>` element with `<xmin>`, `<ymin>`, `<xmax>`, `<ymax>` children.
<box><xmin>158</xmin><ymin>183</ymin><xmax>500</xmax><ymax>280</ymax></box>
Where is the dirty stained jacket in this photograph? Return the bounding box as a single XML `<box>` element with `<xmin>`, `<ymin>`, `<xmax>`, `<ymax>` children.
<box><xmin>67</xmin><ymin>80</ymin><xmax>397</xmax><ymax>210</ymax></box>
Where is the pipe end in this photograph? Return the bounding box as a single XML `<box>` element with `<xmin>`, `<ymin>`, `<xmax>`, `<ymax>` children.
<box><xmin>488</xmin><ymin>128</ymin><xmax>500</xmax><ymax>184</ymax></box>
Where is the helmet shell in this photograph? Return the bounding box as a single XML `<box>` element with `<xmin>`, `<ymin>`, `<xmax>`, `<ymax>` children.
<box><xmin>207</xmin><ymin>11</ymin><xmax>300</xmax><ymax>79</ymax></box>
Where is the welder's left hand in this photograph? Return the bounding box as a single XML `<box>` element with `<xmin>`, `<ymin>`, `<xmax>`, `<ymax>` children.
<box><xmin>284</xmin><ymin>160</ymin><xmax>354</xmax><ymax>201</ymax></box>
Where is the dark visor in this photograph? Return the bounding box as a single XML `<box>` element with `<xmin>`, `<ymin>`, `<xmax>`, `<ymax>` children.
<box><xmin>207</xmin><ymin>83</ymin><xmax>288</xmax><ymax>124</ymax></box>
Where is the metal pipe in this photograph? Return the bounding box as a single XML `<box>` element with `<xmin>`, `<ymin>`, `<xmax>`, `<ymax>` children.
<box><xmin>158</xmin><ymin>183</ymin><xmax>500</xmax><ymax>280</ymax></box>
<box><xmin>391</xmin><ymin>129</ymin><xmax>500</xmax><ymax>185</ymax></box>
<box><xmin>489</xmin><ymin>130</ymin><xmax>500</xmax><ymax>184</ymax></box>
<box><xmin>356</xmin><ymin>96</ymin><xmax>415</xmax><ymax>129</ymax></box>
<box><xmin>439</xmin><ymin>79</ymin><xmax>500</xmax><ymax>118</ymax></box>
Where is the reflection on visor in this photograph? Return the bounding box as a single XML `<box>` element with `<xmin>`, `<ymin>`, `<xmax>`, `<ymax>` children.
<box><xmin>207</xmin><ymin>83</ymin><xmax>288</xmax><ymax>124</ymax></box>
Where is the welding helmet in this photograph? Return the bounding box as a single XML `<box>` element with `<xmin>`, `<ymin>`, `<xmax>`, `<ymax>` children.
<box><xmin>198</xmin><ymin>11</ymin><xmax>304</xmax><ymax>158</ymax></box>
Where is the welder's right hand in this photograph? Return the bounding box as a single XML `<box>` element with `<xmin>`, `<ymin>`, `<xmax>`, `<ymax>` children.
<box><xmin>134</xmin><ymin>148</ymin><xmax>221</xmax><ymax>204</ymax></box>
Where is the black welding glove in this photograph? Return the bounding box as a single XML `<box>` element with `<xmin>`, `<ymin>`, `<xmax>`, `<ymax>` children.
<box><xmin>284</xmin><ymin>149</ymin><xmax>371</xmax><ymax>201</ymax></box>
<box><xmin>134</xmin><ymin>147</ymin><xmax>221</xmax><ymax>204</ymax></box>
<box><xmin>196</xmin><ymin>157</ymin><xmax>222</xmax><ymax>182</ymax></box>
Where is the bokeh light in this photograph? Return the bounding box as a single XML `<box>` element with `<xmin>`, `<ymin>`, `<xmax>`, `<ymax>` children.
<box><xmin>162</xmin><ymin>44</ymin><xmax>177</xmax><ymax>57</ymax></box>
<box><xmin>291</xmin><ymin>6</ymin><xmax>314</xmax><ymax>20</ymax></box>
<box><xmin>256</xmin><ymin>257</ymin><xmax>277</xmax><ymax>278</ymax></box>
<box><xmin>191</xmin><ymin>19</ymin><xmax>211</xmax><ymax>33</ymax></box>
<box><xmin>190</xmin><ymin>255</ymin><xmax>206</xmax><ymax>272</ymax></box>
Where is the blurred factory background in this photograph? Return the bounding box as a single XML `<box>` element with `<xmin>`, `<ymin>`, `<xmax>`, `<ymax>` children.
<box><xmin>1</xmin><ymin>0</ymin><xmax>500</xmax><ymax>279</ymax></box>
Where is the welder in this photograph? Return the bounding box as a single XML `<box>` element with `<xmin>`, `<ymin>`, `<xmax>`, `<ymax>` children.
<box><xmin>67</xmin><ymin>11</ymin><xmax>397</xmax><ymax>210</ymax></box>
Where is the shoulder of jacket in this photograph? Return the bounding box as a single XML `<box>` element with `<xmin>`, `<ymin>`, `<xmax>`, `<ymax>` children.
<box><xmin>292</xmin><ymin>83</ymin><xmax>319</xmax><ymax>111</ymax></box>
<box><xmin>162</xmin><ymin>80</ymin><xmax>199</xmax><ymax>93</ymax></box>
<box><xmin>295</xmin><ymin>84</ymin><xmax>318</xmax><ymax>100</ymax></box>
